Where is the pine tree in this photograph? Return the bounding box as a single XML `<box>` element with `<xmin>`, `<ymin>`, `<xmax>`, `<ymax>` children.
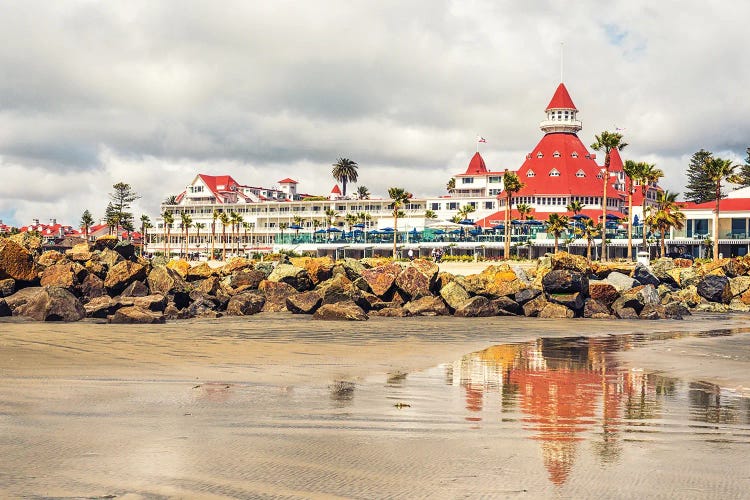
<box><xmin>109</xmin><ymin>182</ymin><xmax>140</xmax><ymax>235</ymax></box>
<box><xmin>684</xmin><ymin>149</ymin><xmax>716</xmax><ymax>203</ymax></box>
<box><xmin>739</xmin><ymin>147</ymin><xmax>750</xmax><ymax>187</ymax></box>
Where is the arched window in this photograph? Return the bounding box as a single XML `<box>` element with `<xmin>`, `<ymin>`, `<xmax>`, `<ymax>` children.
<box><xmin>549</xmin><ymin>169</ymin><xmax>560</xmax><ymax>177</ymax></box>
<box><xmin>527</xmin><ymin>170</ymin><xmax>536</xmax><ymax>177</ymax></box>
<box><xmin>571</xmin><ymin>151</ymin><xmax>579</xmax><ymax>158</ymax></box>
<box><xmin>553</xmin><ymin>151</ymin><xmax>561</xmax><ymax>158</ymax></box>
<box><xmin>536</xmin><ymin>152</ymin><xmax>544</xmax><ymax>159</ymax></box>
<box><xmin>576</xmin><ymin>169</ymin><xmax>586</xmax><ymax>178</ymax></box>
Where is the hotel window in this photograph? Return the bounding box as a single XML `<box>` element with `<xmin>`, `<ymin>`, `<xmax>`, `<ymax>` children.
<box><xmin>462</xmin><ymin>177</ymin><xmax>474</xmax><ymax>184</ymax></box>
<box><xmin>553</xmin><ymin>151</ymin><xmax>561</xmax><ymax>158</ymax></box>
<box><xmin>488</xmin><ymin>176</ymin><xmax>502</xmax><ymax>183</ymax></box>
<box><xmin>484</xmin><ymin>201</ymin><xmax>494</xmax><ymax>209</ymax></box>
<box><xmin>536</xmin><ymin>152</ymin><xmax>544</xmax><ymax>158</ymax></box>
<box><xmin>527</xmin><ymin>170</ymin><xmax>536</xmax><ymax>177</ymax></box>
<box><xmin>448</xmin><ymin>202</ymin><xmax>458</xmax><ymax>210</ymax></box>
<box><xmin>576</xmin><ymin>170</ymin><xmax>586</xmax><ymax>178</ymax></box>
<box><xmin>549</xmin><ymin>169</ymin><xmax>560</xmax><ymax>177</ymax></box>
<box><xmin>430</xmin><ymin>203</ymin><xmax>440</xmax><ymax>210</ymax></box>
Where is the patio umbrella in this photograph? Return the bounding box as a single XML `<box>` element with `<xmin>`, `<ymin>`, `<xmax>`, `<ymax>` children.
<box><xmin>433</xmin><ymin>229</ymin><xmax>446</xmax><ymax>235</ymax></box>
<box><xmin>633</xmin><ymin>215</ymin><xmax>641</xmax><ymax>226</ymax></box>
<box><xmin>353</xmin><ymin>223</ymin><xmax>365</xmax><ymax>228</ymax></box>
<box><xmin>426</xmin><ymin>220</ymin><xmax>464</xmax><ymax>230</ymax></box>
<box><xmin>600</xmin><ymin>214</ymin><xmax>621</xmax><ymax>221</ymax></box>
<box><xmin>327</xmin><ymin>227</ymin><xmax>343</xmax><ymax>233</ymax></box>
<box><xmin>314</xmin><ymin>229</ymin><xmax>327</xmax><ymax>234</ymax></box>
<box><xmin>289</xmin><ymin>224</ymin><xmax>303</xmax><ymax>230</ymax></box>
<box><xmin>571</xmin><ymin>214</ymin><xmax>590</xmax><ymax>220</ymax></box>
<box><xmin>458</xmin><ymin>219</ymin><xmax>475</xmax><ymax>225</ymax></box>
<box><xmin>380</xmin><ymin>227</ymin><xmax>395</xmax><ymax>232</ymax></box>
<box><xmin>492</xmin><ymin>224</ymin><xmax>505</xmax><ymax>230</ymax></box>
<box><xmin>523</xmin><ymin>220</ymin><xmax>544</xmax><ymax>226</ymax></box>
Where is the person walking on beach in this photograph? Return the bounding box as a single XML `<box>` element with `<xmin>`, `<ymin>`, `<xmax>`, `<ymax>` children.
<box><xmin>407</xmin><ymin>248</ymin><xmax>414</xmax><ymax>260</ymax></box>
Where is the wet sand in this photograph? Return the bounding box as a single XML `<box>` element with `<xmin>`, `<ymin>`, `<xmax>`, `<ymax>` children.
<box><xmin>1</xmin><ymin>314</ymin><xmax>749</xmax><ymax>498</ymax></box>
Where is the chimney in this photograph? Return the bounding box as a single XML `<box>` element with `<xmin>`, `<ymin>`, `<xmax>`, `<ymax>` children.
<box><xmin>33</xmin><ymin>218</ymin><xmax>39</xmax><ymax>225</ymax></box>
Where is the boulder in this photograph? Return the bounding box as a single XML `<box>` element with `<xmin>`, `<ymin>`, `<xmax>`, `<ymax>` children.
<box><xmin>92</xmin><ymin>235</ymin><xmax>118</xmax><ymax>251</ymax></box>
<box><xmin>605</xmin><ymin>271</ymin><xmax>639</xmax><ymax>292</ymax></box>
<box><xmin>547</xmin><ymin>292</ymin><xmax>584</xmax><ymax>312</ymax></box>
<box><xmin>195</xmin><ymin>276</ymin><xmax>224</xmax><ymax>296</ymax></box>
<box><xmin>491</xmin><ymin>296</ymin><xmax>523</xmax><ymax>315</ymax></box>
<box><xmin>729</xmin><ymin>276</ymin><xmax>750</xmax><ymax>297</ymax></box>
<box><xmin>104</xmin><ymin>261</ymin><xmax>148</xmax><ymax>295</ymax></box>
<box><xmin>663</xmin><ymin>301</ymin><xmax>690</xmax><ymax>319</ymax></box>
<box><xmin>109</xmin><ymin>306</ymin><xmax>165</xmax><ymax>324</ymax></box>
<box><xmin>542</xmin><ymin>269</ymin><xmax>589</xmax><ymax>294</ymax></box>
<box><xmin>632</xmin><ymin>263</ymin><xmax>661</xmax><ymax>287</ymax></box>
<box><xmin>6</xmin><ymin>286</ymin><xmax>85</xmax><ymax>322</ymax></box>
<box><xmin>113</xmin><ymin>241</ymin><xmax>136</xmax><ymax>259</ymax></box>
<box><xmin>650</xmin><ymin>258</ymin><xmax>675</xmax><ymax>281</ymax></box>
<box><xmin>611</xmin><ymin>285</ymin><xmax>659</xmax><ymax>314</ymax></box>
<box><xmin>369</xmin><ymin>307</ymin><xmax>409</xmax><ymax>317</ymax></box>
<box><xmin>290</xmin><ymin>256</ymin><xmax>334</xmax><ymax>285</ymax></box>
<box><xmin>312</xmin><ymin>301</ymin><xmax>368</xmax><ymax>321</ymax></box>
<box><xmin>583</xmin><ymin>298</ymin><xmax>611</xmax><ymax>319</ymax></box>
<box><xmin>339</xmin><ymin>258</ymin><xmax>366</xmax><ymax>281</ymax></box>
<box><xmin>697</xmin><ymin>275</ymin><xmax>732</xmax><ymax>304</ymax></box>
<box><xmin>147</xmin><ymin>266</ymin><xmax>192</xmax><ymax>296</ymax></box>
<box><xmin>259</xmin><ymin>280</ymin><xmax>296</xmax><ymax>312</ymax></box>
<box><xmin>667</xmin><ymin>286</ymin><xmax>701</xmax><ymax>308</ymax></box>
<box><xmin>229</xmin><ymin>268</ymin><xmax>266</xmax><ymax>290</ymax></box>
<box><xmin>220</xmin><ymin>257</ymin><xmax>254</xmax><ymax>276</ymax></box>
<box><xmin>131</xmin><ymin>294</ymin><xmax>168</xmax><ymax>312</ymax></box>
<box><xmin>411</xmin><ymin>258</ymin><xmax>440</xmax><ymax>283</ymax></box>
<box><xmin>639</xmin><ymin>304</ymin><xmax>667</xmax><ymax>320</ymax></box>
<box><xmin>454</xmin><ymin>296</ymin><xmax>496</xmax><ymax>317</ymax></box>
<box><xmin>361</xmin><ymin>263</ymin><xmax>401</xmax><ymax>297</ymax></box>
<box><xmin>729</xmin><ymin>299</ymin><xmax>750</xmax><ymax>313</ymax></box>
<box><xmin>693</xmin><ymin>302</ymin><xmax>730</xmax><ymax>313</ymax></box>
<box><xmin>395</xmin><ymin>266</ymin><xmax>432</xmax><ymax>299</ymax></box>
<box><xmin>99</xmin><ymin>247</ymin><xmax>124</xmax><ymax>269</ymax></box>
<box><xmin>166</xmin><ymin>259</ymin><xmax>190</xmax><ymax>278</ymax></box>
<box><xmin>40</xmin><ymin>263</ymin><xmax>79</xmax><ymax>289</ymax></box>
<box><xmin>588</xmin><ymin>281</ymin><xmax>620</xmax><ymax>308</ymax></box>
<box><xmin>84</xmin><ymin>296</ymin><xmax>120</xmax><ymax>318</ymax></box>
<box><xmin>550</xmin><ymin>251</ymin><xmax>591</xmax><ymax>273</ymax></box>
<box><xmin>67</xmin><ymin>242</ymin><xmax>92</xmax><ymax>262</ymax></box>
<box><xmin>119</xmin><ymin>280</ymin><xmax>149</xmax><ymax>297</ymax></box>
<box><xmin>514</xmin><ymin>288</ymin><xmax>542</xmax><ymax>305</ymax></box>
<box><xmin>286</xmin><ymin>291</ymin><xmax>323</xmax><ymax>314</ymax></box>
<box><xmin>0</xmin><ymin>298</ymin><xmax>11</xmax><ymax>317</ymax></box>
<box><xmin>226</xmin><ymin>291</ymin><xmax>266</xmax><ymax>316</ymax></box>
<box><xmin>186</xmin><ymin>262</ymin><xmax>215</xmax><ymax>281</ymax></box>
<box><xmin>184</xmin><ymin>293</ymin><xmax>221</xmax><ymax>318</ymax></box>
<box><xmin>37</xmin><ymin>250</ymin><xmax>67</xmax><ymax>267</ymax></box>
<box><xmin>614</xmin><ymin>306</ymin><xmax>639</xmax><ymax>319</ymax></box>
<box><xmin>403</xmin><ymin>296</ymin><xmax>450</xmax><ymax>316</ymax></box>
<box><xmin>522</xmin><ymin>295</ymin><xmax>549</xmax><ymax>317</ymax></box>
<box><xmin>8</xmin><ymin>232</ymin><xmax>43</xmax><ymax>253</ymax></box>
<box><xmin>539</xmin><ymin>302</ymin><xmax>574</xmax><ymax>318</ymax></box>
<box><xmin>267</xmin><ymin>264</ymin><xmax>313</xmax><ymax>292</ymax></box>
<box><xmin>0</xmin><ymin>278</ymin><xmax>15</xmax><ymax>298</ymax></box>
<box><xmin>79</xmin><ymin>273</ymin><xmax>106</xmax><ymax>301</ymax></box>
<box><xmin>439</xmin><ymin>281</ymin><xmax>471</xmax><ymax>310</ymax></box>
<box><xmin>678</xmin><ymin>267</ymin><xmax>700</xmax><ymax>288</ymax></box>
<box><xmin>0</xmin><ymin>239</ymin><xmax>40</xmax><ymax>282</ymax></box>
<box><xmin>722</xmin><ymin>258</ymin><xmax>749</xmax><ymax>278</ymax></box>
<box><xmin>84</xmin><ymin>259</ymin><xmax>107</xmax><ymax>279</ymax></box>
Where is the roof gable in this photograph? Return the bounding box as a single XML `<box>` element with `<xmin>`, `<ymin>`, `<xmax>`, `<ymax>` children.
<box><xmin>463</xmin><ymin>152</ymin><xmax>488</xmax><ymax>175</ymax></box>
<box><xmin>545</xmin><ymin>83</ymin><xmax>577</xmax><ymax>111</ymax></box>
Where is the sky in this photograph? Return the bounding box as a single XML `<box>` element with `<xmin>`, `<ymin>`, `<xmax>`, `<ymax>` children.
<box><xmin>0</xmin><ymin>0</ymin><xmax>748</xmax><ymax>227</ymax></box>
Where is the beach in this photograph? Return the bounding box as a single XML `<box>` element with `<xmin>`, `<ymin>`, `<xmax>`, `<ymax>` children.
<box><xmin>1</xmin><ymin>313</ymin><xmax>749</xmax><ymax>498</ymax></box>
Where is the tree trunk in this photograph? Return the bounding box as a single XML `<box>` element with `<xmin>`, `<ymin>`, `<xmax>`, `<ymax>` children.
<box><xmin>627</xmin><ymin>190</ymin><xmax>633</xmax><ymax>260</ymax></box>
<box><xmin>601</xmin><ymin>160</ymin><xmax>609</xmax><ymax>261</ymax></box>
<box><xmin>714</xmin><ymin>183</ymin><xmax>721</xmax><ymax>260</ymax></box>
<box><xmin>211</xmin><ymin>223</ymin><xmax>216</xmax><ymax>260</ymax></box>
<box><xmin>222</xmin><ymin>228</ymin><xmax>227</xmax><ymax>261</ymax></box>
<box><xmin>660</xmin><ymin>225</ymin><xmax>666</xmax><ymax>257</ymax></box>
<box><xmin>504</xmin><ymin>195</ymin><xmax>511</xmax><ymax>259</ymax></box>
<box><xmin>342</xmin><ymin>179</ymin><xmax>347</xmax><ymax>197</ymax></box>
<box><xmin>641</xmin><ymin>188</ymin><xmax>648</xmax><ymax>252</ymax></box>
<box><xmin>587</xmin><ymin>240</ymin><xmax>592</xmax><ymax>260</ymax></box>
<box><xmin>554</xmin><ymin>234</ymin><xmax>559</xmax><ymax>254</ymax></box>
<box><xmin>392</xmin><ymin>213</ymin><xmax>398</xmax><ymax>259</ymax></box>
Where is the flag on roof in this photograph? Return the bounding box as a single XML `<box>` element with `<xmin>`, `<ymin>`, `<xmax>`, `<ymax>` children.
<box><xmin>477</xmin><ymin>136</ymin><xmax>487</xmax><ymax>143</ymax></box>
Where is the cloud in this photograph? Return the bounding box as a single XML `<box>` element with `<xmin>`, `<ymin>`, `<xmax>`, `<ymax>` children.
<box><xmin>0</xmin><ymin>0</ymin><xmax>749</xmax><ymax>226</ymax></box>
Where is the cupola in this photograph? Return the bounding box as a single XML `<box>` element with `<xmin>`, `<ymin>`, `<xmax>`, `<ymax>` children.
<box><xmin>540</xmin><ymin>83</ymin><xmax>582</xmax><ymax>134</ymax></box>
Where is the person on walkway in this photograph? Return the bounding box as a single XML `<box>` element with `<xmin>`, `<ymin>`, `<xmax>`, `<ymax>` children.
<box><xmin>407</xmin><ymin>248</ymin><xmax>414</xmax><ymax>260</ymax></box>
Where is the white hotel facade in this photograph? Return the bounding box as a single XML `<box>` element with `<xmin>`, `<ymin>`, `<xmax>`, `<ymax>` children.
<box><xmin>149</xmin><ymin>83</ymin><xmax>750</xmax><ymax>259</ymax></box>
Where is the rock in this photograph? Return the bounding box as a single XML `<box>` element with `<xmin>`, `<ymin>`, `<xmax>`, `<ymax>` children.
<box><xmin>184</xmin><ymin>293</ymin><xmax>221</xmax><ymax>318</ymax></box>
<box><xmin>547</xmin><ymin>292</ymin><xmax>584</xmax><ymax>312</ymax></box>
<box><xmin>550</xmin><ymin>251</ymin><xmax>591</xmax><ymax>273</ymax></box>
<box><xmin>583</xmin><ymin>298</ymin><xmax>611</xmax><ymax>319</ymax></box>
<box><xmin>131</xmin><ymin>294</ymin><xmax>168</xmax><ymax>312</ymax></box>
<box><xmin>590</xmin><ymin>261</ymin><xmax>635</xmax><ymax>278</ymax></box>
<box><xmin>668</xmin><ymin>286</ymin><xmax>702</xmax><ymax>308</ymax></box>
<box><xmin>454</xmin><ymin>296</ymin><xmax>496</xmax><ymax>317</ymax></box>
<box><xmin>312</xmin><ymin>301</ymin><xmax>368</xmax><ymax>321</ymax></box>
<box><xmin>147</xmin><ymin>266</ymin><xmax>192</xmax><ymax>296</ymax></box>
<box><xmin>639</xmin><ymin>304</ymin><xmax>666</xmax><ymax>320</ymax></box>
<box><xmin>439</xmin><ymin>281</ymin><xmax>471</xmax><ymax>310</ymax></box>
<box><xmin>729</xmin><ymin>276</ymin><xmax>750</xmax><ymax>297</ymax></box>
<box><xmin>666</xmin><ymin>268</ymin><xmax>683</xmax><ymax>286</ymax></box>
<box><xmin>0</xmin><ymin>239</ymin><xmax>40</xmax><ymax>282</ymax></box>
<box><xmin>539</xmin><ymin>302</ymin><xmax>574</xmax><ymax>318</ymax></box>
<box><xmin>8</xmin><ymin>232</ymin><xmax>43</xmax><ymax>253</ymax></box>
<box><xmin>104</xmin><ymin>261</ymin><xmax>148</xmax><ymax>295</ymax></box>
<box><xmin>339</xmin><ymin>258</ymin><xmax>366</xmax><ymax>281</ymax></box>
<box><xmin>369</xmin><ymin>307</ymin><xmax>409</xmax><ymax>317</ymax></box>
<box><xmin>194</xmin><ymin>276</ymin><xmax>224</xmax><ymax>296</ymax></box>
<box><xmin>729</xmin><ymin>299</ymin><xmax>750</xmax><ymax>312</ymax></box>
<box><xmin>678</xmin><ymin>267</ymin><xmax>700</xmax><ymax>288</ymax></box>
<box><xmin>119</xmin><ymin>280</ymin><xmax>149</xmax><ymax>297</ymax></box>
<box><xmin>411</xmin><ymin>259</ymin><xmax>439</xmax><ymax>283</ymax></box>
<box><xmin>650</xmin><ymin>258</ymin><xmax>675</xmax><ymax>281</ymax></box>
<box><xmin>317</xmin><ymin>275</ymin><xmax>368</xmax><ymax>309</ymax></box>
<box><xmin>92</xmin><ymin>235</ymin><xmax>118</xmax><ymax>251</ymax></box>
<box><xmin>220</xmin><ymin>257</ymin><xmax>254</xmax><ymax>275</ymax></box>
<box><xmin>186</xmin><ymin>262</ymin><xmax>215</xmax><ymax>281</ymax></box>
<box><xmin>523</xmin><ymin>295</ymin><xmax>549</xmax><ymax>317</ymax></box>
<box><xmin>633</xmin><ymin>263</ymin><xmax>661</xmax><ymax>287</ymax></box>
<box><xmin>361</xmin><ymin>263</ymin><xmax>401</xmax><ymax>297</ymax></box>
<box><xmin>673</xmin><ymin>258</ymin><xmax>693</xmax><ymax>268</ymax></box>
<box><xmin>259</xmin><ymin>280</ymin><xmax>296</xmax><ymax>312</ymax></box>
<box><xmin>67</xmin><ymin>242</ymin><xmax>92</xmax><ymax>261</ymax></box>
<box><xmin>542</xmin><ymin>270</ymin><xmax>589</xmax><ymax>294</ymax></box>
<box><xmin>39</xmin><ymin>263</ymin><xmax>78</xmax><ymax>289</ymax></box>
<box><xmin>611</xmin><ymin>285</ymin><xmax>659</xmax><ymax>314</ymax></box>
<box><xmin>79</xmin><ymin>273</ymin><xmax>106</xmax><ymax>302</ymax></box>
<box><xmin>226</xmin><ymin>291</ymin><xmax>266</xmax><ymax>316</ymax></box>
<box><xmin>84</xmin><ymin>296</ymin><xmax>120</xmax><ymax>318</ymax></box>
<box><xmin>697</xmin><ymin>275</ymin><xmax>732</xmax><ymax>304</ymax></box>
<box><xmin>509</xmin><ymin>264</ymin><xmax>532</xmax><ymax>285</ymax></box>
<box><xmin>403</xmin><ymin>296</ymin><xmax>450</xmax><ymax>316</ymax></box>
<box><xmin>84</xmin><ymin>259</ymin><xmax>107</xmax><ymax>279</ymax></box>
<box><xmin>267</xmin><ymin>264</ymin><xmax>313</xmax><ymax>292</ymax></box>
<box><xmin>588</xmin><ymin>281</ymin><xmax>619</xmax><ymax>308</ymax></box>
<box><xmin>109</xmin><ymin>305</ymin><xmax>165</xmax><ymax>324</ymax></box>
<box><xmin>99</xmin><ymin>247</ymin><xmax>124</xmax><ymax>269</ymax></box>
<box><xmin>614</xmin><ymin>306</ymin><xmax>639</xmax><ymax>319</ymax></box>
<box><xmin>514</xmin><ymin>288</ymin><xmax>542</xmax><ymax>305</ymax></box>
<box><xmin>693</xmin><ymin>302</ymin><xmax>730</xmax><ymax>313</ymax></box>
<box><xmin>290</xmin><ymin>256</ymin><xmax>334</xmax><ymax>285</ymax></box>
<box><xmin>6</xmin><ymin>286</ymin><xmax>85</xmax><ymax>321</ymax></box>
<box><xmin>0</xmin><ymin>298</ymin><xmax>11</xmax><ymax>317</ymax></box>
<box><xmin>0</xmin><ymin>278</ymin><xmax>15</xmax><ymax>298</ymax></box>
<box><xmin>286</xmin><ymin>291</ymin><xmax>323</xmax><ymax>314</ymax></box>
<box><xmin>166</xmin><ymin>259</ymin><xmax>190</xmax><ymax>278</ymax></box>
<box><xmin>114</xmin><ymin>241</ymin><xmax>136</xmax><ymax>259</ymax></box>
<box><xmin>663</xmin><ymin>301</ymin><xmax>690</xmax><ymax>319</ymax></box>
<box><xmin>229</xmin><ymin>269</ymin><xmax>266</xmax><ymax>290</ymax></box>
<box><xmin>723</xmin><ymin>258</ymin><xmax>749</xmax><ymax>278</ymax></box>
<box><xmin>395</xmin><ymin>266</ymin><xmax>432</xmax><ymax>299</ymax></box>
<box><xmin>491</xmin><ymin>296</ymin><xmax>523</xmax><ymax>315</ymax></box>
<box><xmin>37</xmin><ymin>250</ymin><xmax>67</xmax><ymax>267</ymax></box>
<box><xmin>605</xmin><ymin>271</ymin><xmax>639</xmax><ymax>292</ymax></box>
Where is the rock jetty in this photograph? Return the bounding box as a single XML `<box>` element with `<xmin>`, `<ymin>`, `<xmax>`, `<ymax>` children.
<box><xmin>1</xmin><ymin>233</ymin><xmax>749</xmax><ymax>323</ymax></box>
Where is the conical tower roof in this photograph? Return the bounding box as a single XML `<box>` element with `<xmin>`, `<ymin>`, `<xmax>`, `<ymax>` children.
<box><xmin>463</xmin><ymin>152</ymin><xmax>488</xmax><ymax>175</ymax></box>
<box><xmin>545</xmin><ymin>83</ymin><xmax>578</xmax><ymax>111</ymax></box>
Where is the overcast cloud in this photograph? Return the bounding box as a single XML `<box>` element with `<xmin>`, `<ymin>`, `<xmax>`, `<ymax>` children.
<box><xmin>0</xmin><ymin>0</ymin><xmax>748</xmax><ymax>226</ymax></box>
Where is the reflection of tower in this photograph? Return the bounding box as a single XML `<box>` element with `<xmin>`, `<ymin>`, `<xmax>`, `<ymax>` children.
<box><xmin>453</xmin><ymin>347</ymin><xmax>517</xmax><ymax>422</ymax></box>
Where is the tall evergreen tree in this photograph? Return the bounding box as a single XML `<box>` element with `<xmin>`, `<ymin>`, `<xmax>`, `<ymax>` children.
<box><xmin>109</xmin><ymin>182</ymin><xmax>140</xmax><ymax>235</ymax></box>
<box><xmin>80</xmin><ymin>209</ymin><xmax>94</xmax><ymax>241</ymax></box>
<box><xmin>684</xmin><ymin>149</ymin><xmax>716</xmax><ymax>203</ymax></box>
<box><xmin>739</xmin><ymin>147</ymin><xmax>750</xmax><ymax>187</ymax></box>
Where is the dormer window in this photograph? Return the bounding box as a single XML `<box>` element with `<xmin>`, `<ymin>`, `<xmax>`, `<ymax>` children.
<box><xmin>596</xmin><ymin>171</ymin><xmax>604</xmax><ymax>179</ymax></box>
<box><xmin>571</xmin><ymin>151</ymin><xmax>579</xmax><ymax>158</ymax></box>
<box><xmin>585</xmin><ymin>154</ymin><xmax>591</xmax><ymax>159</ymax></box>
<box><xmin>536</xmin><ymin>152</ymin><xmax>544</xmax><ymax>159</ymax></box>
<box><xmin>526</xmin><ymin>153</ymin><xmax>532</xmax><ymax>159</ymax></box>
<box><xmin>527</xmin><ymin>170</ymin><xmax>536</xmax><ymax>177</ymax></box>
<box><xmin>576</xmin><ymin>169</ymin><xmax>586</xmax><ymax>178</ymax></box>
<box><xmin>553</xmin><ymin>151</ymin><xmax>561</xmax><ymax>158</ymax></box>
<box><xmin>549</xmin><ymin>168</ymin><xmax>560</xmax><ymax>177</ymax></box>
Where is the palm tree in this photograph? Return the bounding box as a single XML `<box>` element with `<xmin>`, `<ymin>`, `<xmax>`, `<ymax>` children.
<box><xmin>279</xmin><ymin>222</ymin><xmax>289</xmax><ymax>244</ymax></box>
<box><xmin>140</xmin><ymin>214</ymin><xmax>152</xmax><ymax>256</ymax></box>
<box><xmin>450</xmin><ymin>214</ymin><xmax>462</xmax><ymax>224</ymax></box>
<box><xmin>424</xmin><ymin>209</ymin><xmax>438</xmax><ymax>220</ymax></box>
<box><xmin>80</xmin><ymin>209</ymin><xmax>94</xmax><ymax>242</ymax></box>
<box><xmin>388</xmin><ymin>187</ymin><xmax>411</xmax><ymax>258</ymax></box>
<box><xmin>163</xmin><ymin>195</ymin><xmax>178</xmax><ymax>205</ymax></box>
<box><xmin>344</xmin><ymin>213</ymin><xmax>358</xmax><ymax>241</ymax></box>
<box><xmin>242</xmin><ymin>222</ymin><xmax>252</xmax><ymax>251</ymax></box>
<box><xmin>446</xmin><ymin>177</ymin><xmax>456</xmax><ymax>192</ymax></box>
<box><xmin>331</xmin><ymin>157</ymin><xmax>359</xmax><ymax>197</ymax></box>
<box><xmin>357</xmin><ymin>185</ymin><xmax>370</xmax><ymax>200</ymax></box>
<box><xmin>622</xmin><ymin>160</ymin><xmax>639</xmax><ymax>260</ymax></box>
<box><xmin>324</xmin><ymin>208</ymin><xmax>339</xmax><ymax>240</ymax></box>
<box><xmin>576</xmin><ymin>218</ymin><xmax>601</xmax><ymax>260</ymax></box>
<box><xmin>502</xmin><ymin>170</ymin><xmax>524</xmax><ymax>259</ymax></box>
<box><xmin>701</xmin><ymin>157</ymin><xmax>740</xmax><ymax>259</ymax></box>
<box><xmin>211</xmin><ymin>208</ymin><xmax>221</xmax><ymax>260</ymax></box>
<box><xmin>231</xmin><ymin>211</ymin><xmax>243</xmax><ymax>255</ymax></box>
<box><xmin>293</xmin><ymin>215</ymin><xmax>305</xmax><ymax>240</ymax></box>
<box><xmin>180</xmin><ymin>212</ymin><xmax>193</xmax><ymax>258</ymax></box>
<box><xmin>566</xmin><ymin>200</ymin><xmax>583</xmax><ymax>215</ymax></box>
<box><xmin>194</xmin><ymin>222</ymin><xmax>206</xmax><ymax>255</ymax></box>
<box><xmin>516</xmin><ymin>203</ymin><xmax>532</xmax><ymax>220</ymax></box>
<box><xmin>162</xmin><ymin>210</ymin><xmax>174</xmax><ymax>258</ymax></box>
<box><xmin>219</xmin><ymin>212</ymin><xmax>230</xmax><ymax>261</ymax></box>
<box><xmin>458</xmin><ymin>204</ymin><xmax>476</xmax><ymax>239</ymax></box>
<box><xmin>547</xmin><ymin>214</ymin><xmax>570</xmax><ymax>254</ymax></box>
<box><xmin>645</xmin><ymin>190</ymin><xmax>686</xmax><ymax>257</ymax></box>
<box><xmin>312</xmin><ymin>219</ymin><xmax>321</xmax><ymax>243</ymax></box>
<box><xmin>591</xmin><ymin>130</ymin><xmax>628</xmax><ymax>261</ymax></box>
<box><xmin>632</xmin><ymin>162</ymin><xmax>664</xmax><ymax>254</ymax></box>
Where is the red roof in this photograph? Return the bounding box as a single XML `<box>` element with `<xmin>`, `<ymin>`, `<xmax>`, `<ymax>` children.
<box><xmin>475</xmin><ymin>209</ymin><xmax>624</xmax><ymax>228</ymax></box>
<box><xmin>331</xmin><ymin>184</ymin><xmax>342</xmax><ymax>195</ymax></box>
<box><xmin>608</xmin><ymin>148</ymin><xmax>623</xmax><ymax>172</ymax></box>
<box><xmin>463</xmin><ymin>152</ymin><xmax>488</xmax><ymax>175</ymax></box>
<box><xmin>545</xmin><ymin>83</ymin><xmax>577</xmax><ymax>111</ymax></box>
<box><xmin>278</xmin><ymin>178</ymin><xmax>298</xmax><ymax>184</ymax></box>
<box><xmin>197</xmin><ymin>174</ymin><xmax>240</xmax><ymax>204</ymax></box>
<box><xmin>515</xmin><ymin>133</ymin><xmax>615</xmax><ymax>197</ymax></box>
<box><xmin>681</xmin><ymin>198</ymin><xmax>750</xmax><ymax>212</ymax></box>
